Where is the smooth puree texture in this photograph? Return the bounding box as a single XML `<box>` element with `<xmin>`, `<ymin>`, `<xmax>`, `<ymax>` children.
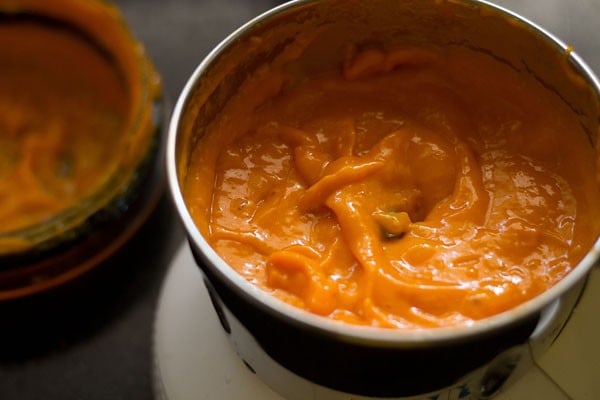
<box><xmin>184</xmin><ymin>45</ymin><xmax>600</xmax><ymax>328</ymax></box>
<box><xmin>0</xmin><ymin>20</ymin><xmax>128</xmax><ymax>234</ymax></box>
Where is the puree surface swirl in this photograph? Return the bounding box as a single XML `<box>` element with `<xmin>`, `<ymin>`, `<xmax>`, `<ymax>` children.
<box><xmin>184</xmin><ymin>46</ymin><xmax>600</xmax><ymax>328</ymax></box>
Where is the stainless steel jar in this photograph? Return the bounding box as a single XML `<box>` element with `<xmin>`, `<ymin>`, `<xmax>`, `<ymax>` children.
<box><xmin>167</xmin><ymin>1</ymin><xmax>600</xmax><ymax>398</ymax></box>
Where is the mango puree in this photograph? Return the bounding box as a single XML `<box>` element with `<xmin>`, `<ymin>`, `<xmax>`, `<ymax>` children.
<box><xmin>184</xmin><ymin>46</ymin><xmax>600</xmax><ymax>328</ymax></box>
<box><xmin>0</xmin><ymin>17</ymin><xmax>128</xmax><ymax>235</ymax></box>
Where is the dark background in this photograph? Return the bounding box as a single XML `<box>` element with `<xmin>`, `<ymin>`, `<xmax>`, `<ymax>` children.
<box><xmin>0</xmin><ymin>0</ymin><xmax>598</xmax><ymax>399</ymax></box>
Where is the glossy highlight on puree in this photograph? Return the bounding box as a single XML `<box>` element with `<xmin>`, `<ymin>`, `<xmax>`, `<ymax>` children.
<box><xmin>184</xmin><ymin>44</ymin><xmax>600</xmax><ymax>329</ymax></box>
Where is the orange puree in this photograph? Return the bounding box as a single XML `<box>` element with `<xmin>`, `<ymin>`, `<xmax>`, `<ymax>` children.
<box><xmin>184</xmin><ymin>46</ymin><xmax>600</xmax><ymax>328</ymax></box>
<box><xmin>0</xmin><ymin>15</ymin><xmax>128</xmax><ymax>234</ymax></box>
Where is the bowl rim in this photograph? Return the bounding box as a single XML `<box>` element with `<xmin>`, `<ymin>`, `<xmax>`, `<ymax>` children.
<box><xmin>167</xmin><ymin>0</ymin><xmax>600</xmax><ymax>344</ymax></box>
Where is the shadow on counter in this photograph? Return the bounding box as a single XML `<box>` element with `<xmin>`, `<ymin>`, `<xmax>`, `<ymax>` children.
<box><xmin>0</xmin><ymin>191</ymin><xmax>183</xmax><ymax>362</ymax></box>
